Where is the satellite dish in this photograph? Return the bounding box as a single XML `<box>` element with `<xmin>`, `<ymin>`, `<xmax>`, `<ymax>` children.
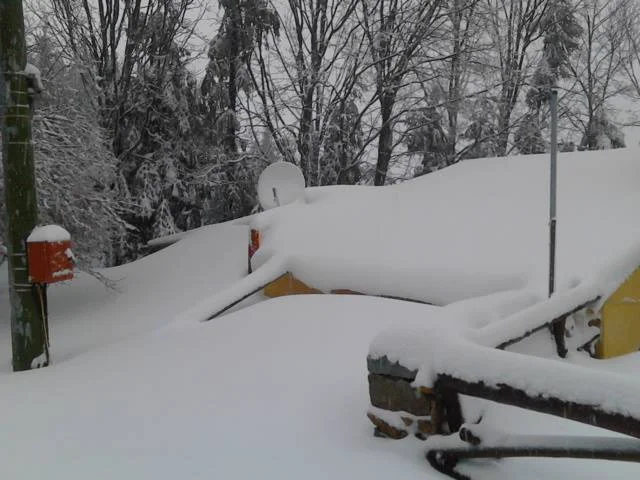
<box><xmin>257</xmin><ymin>162</ymin><xmax>306</xmax><ymax>210</ymax></box>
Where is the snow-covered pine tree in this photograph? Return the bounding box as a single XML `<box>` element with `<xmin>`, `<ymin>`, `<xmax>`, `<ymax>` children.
<box><xmin>404</xmin><ymin>107</ymin><xmax>449</xmax><ymax>176</ymax></box>
<box><xmin>514</xmin><ymin>112</ymin><xmax>546</xmax><ymax>154</ymax></box>
<box><xmin>40</xmin><ymin>0</ymin><xmax>212</xmax><ymax>263</ymax></box>
<box><xmin>322</xmin><ymin>100</ymin><xmax>364</xmax><ymax>185</ymax></box>
<box><xmin>566</xmin><ymin>0</ymin><xmax>629</xmax><ymax>151</ymax></box>
<box><xmin>112</xmin><ymin>8</ymin><xmax>217</xmax><ymax>261</ymax></box>
<box><xmin>516</xmin><ymin>0</ymin><xmax>580</xmax><ymax>155</ymax></box>
<box><xmin>459</xmin><ymin>97</ymin><xmax>501</xmax><ymax>160</ymax></box>
<box><xmin>200</xmin><ymin>0</ymin><xmax>279</xmax><ymax>221</ymax></box>
<box><xmin>579</xmin><ymin>109</ymin><xmax>625</xmax><ymax>151</ymax></box>
<box><xmin>526</xmin><ymin>0</ymin><xmax>582</xmax><ymax>112</ymax></box>
<box><xmin>204</xmin><ymin>0</ymin><xmax>279</xmax><ymax>153</ymax></box>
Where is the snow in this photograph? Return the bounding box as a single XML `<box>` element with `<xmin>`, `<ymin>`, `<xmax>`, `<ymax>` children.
<box><xmin>1</xmin><ymin>224</ymin><xmax>249</xmax><ymax>367</ymax></box>
<box><xmin>29</xmin><ymin>352</ymin><xmax>48</xmax><ymax>369</ymax></box>
<box><xmin>426</xmin><ymin>422</ymin><xmax>640</xmax><ymax>452</ymax></box>
<box><xmin>3</xmin><ymin>149</ymin><xmax>640</xmax><ymax>479</ymax></box>
<box><xmin>24</xmin><ymin>63</ymin><xmax>43</xmax><ymax>93</ymax></box>
<box><xmin>250</xmin><ymin>148</ymin><xmax>640</xmax><ymax>304</ymax></box>
<box><xmin>470</xmin><ymin>282</ymin><xmax>600</xmax><ymax>348</ymax></box>
<box><xmin>51</xmin><ymin>268</ymin><xmax>72</xmax><ymax>278</ymax></box>
<box><xmin>424</xmin><ymin>340</ymin><xmax>640</xmax><ymax>418</ymax></box>
<box><xmin>27</xmin><ymin>224</ymin><xmax>71</xmax><ymax>243</ymax></box>
<box><xmin>0</xmin><ymin>293</ymin><xmax>436</xmax><ymax>480</ymax></box>
<box><xmin>65</xmin><ymin>248</ymin><xmax>76</xmax><ymax>263</ymax></box>
<box><xmin>368</xmin><ymin>284</ymin><xmax>640</xmax><ymax>422</ymax></box>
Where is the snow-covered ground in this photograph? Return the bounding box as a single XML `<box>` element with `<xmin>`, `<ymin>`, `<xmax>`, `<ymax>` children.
<box><xmin>0</xmin><ymin>224</ymin><xmax>248</xmax><ymax>369</ymax></box>
<box><xmin>2</xmin><ymin>149</ymin><xmax>640</xmax><ymax>479</ymax></box>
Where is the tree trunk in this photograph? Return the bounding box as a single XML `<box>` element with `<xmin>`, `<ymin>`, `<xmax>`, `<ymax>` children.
<box><xmin>0</xmin><ymin>0</ymin><xmax>50</xmax><ymax>371</ymax></box>
<box><xmin>298</xmin><ymin>84</ymin><xmax>315</xmax><ymax>185</ymax></box>
<box><xmin>496</xmin><ymin>99</ymin><xmax>512</xmax><ymax>156</ymax></box>
<box><xmin>225</xmin><ymin>6</ymin><xmax>241</xmax><ymax>154</ymax></box>
<box><xmin>374</xmin><ymin>94</ymin><xmax>395</xmax><ymax>186</ymax></box>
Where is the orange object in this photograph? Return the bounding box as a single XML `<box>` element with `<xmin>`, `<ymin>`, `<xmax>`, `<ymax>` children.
<box><xmin>249</xmin><ymin>228</ymin><xmax>261</xmax><ymax>258</ymax></box>
<box><xmin>263</xmin><ymin>272</ymin><xmax>322</xmax><ymax>297</ymax></box>
<box><xmin>27</xmin><ymin>240</ymin><xmax>74</xmax><ymax>284</ymax></box>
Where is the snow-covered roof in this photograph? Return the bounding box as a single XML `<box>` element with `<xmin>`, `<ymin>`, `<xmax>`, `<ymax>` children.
<box><xmin>250</xmin><ymin>148</ymin><xmax>640</xmax><ymax>305</ymax></box>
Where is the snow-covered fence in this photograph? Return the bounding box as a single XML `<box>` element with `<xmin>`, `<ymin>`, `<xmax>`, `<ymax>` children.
<box><xmin>366</xmin><ymin>288</ymin><xmax>636</xmax><ymax>441</ymax></box>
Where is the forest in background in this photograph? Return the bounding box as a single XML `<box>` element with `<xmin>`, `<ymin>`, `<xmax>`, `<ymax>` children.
<box><xmin>2</xmin><ymin>0</ymin><xmax>640</xmax><ymax>267</ymax></box>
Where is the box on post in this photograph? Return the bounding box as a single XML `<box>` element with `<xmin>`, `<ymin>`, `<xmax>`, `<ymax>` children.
<box><xmin>26</xmin><ymin>225</ymin><xmax>74</xmax><ymax>284</ymax></box>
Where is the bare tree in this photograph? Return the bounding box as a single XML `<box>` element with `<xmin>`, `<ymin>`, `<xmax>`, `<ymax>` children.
<box><xmin>623</xmin><ymin>1</ymin><xmax>640</xmax><ymax>101</ymax></box>
<box><xmin>358</xmin><ymin>0</ymin><xmax>447</xmax><ymax>185</ymax></box>
<box><xmin>38</xmin><ymin>0</ymin><xmax>203</xmax><ymax>158</ymax></box>
<box><xmin>407</xmin><ymin>0</ymin><xmax>484</xmax><ymax>173</ymax></box>
<box><xmin>566</xmin><ymin>0</ymin><xmax>630</xmax><ymax>149</ymax></box>
<box><xmin>31</xmin><ymin>0</ymin><xmax>225</xmax><ymax>262</ymax></box>
<box><xmin>248</xmin><ymin>0</ymin><xmax>372</xmax><ymax>186</ymax></box>
<box><xmin>439</xmin><ymin>0</ymin><xmax>482</xmax><ymax>158</ymax></box>
<box><xmin>484</xmin><ymin>0</ymin><xmax>550</xmax><ymax>155</ymax></box>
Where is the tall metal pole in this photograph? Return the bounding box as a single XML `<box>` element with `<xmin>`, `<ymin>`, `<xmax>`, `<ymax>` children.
<box><xmin>548</xmin><ymin>89</ymin><xmax>558</xmax><ymax>298</ymax></box>
<box><xmin>1</xmin><ymin>0</ymin><xmax>50</xmax><ymax>371</ymax></box>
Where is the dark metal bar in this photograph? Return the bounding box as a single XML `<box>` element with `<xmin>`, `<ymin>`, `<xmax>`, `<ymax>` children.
<box><xmin>435</xmin><ymin>374</ymin><xmax>640</xmax><ymax>440</ymax></box>
<box><xmin>427</xmin><ymin>437</ymin><xmax>640</xmax><ymax>480</ymax></box>
<box><xmin>204</xmin><ymin>272</ymin><xmax>289</xmax><ymax>321</ymax></box>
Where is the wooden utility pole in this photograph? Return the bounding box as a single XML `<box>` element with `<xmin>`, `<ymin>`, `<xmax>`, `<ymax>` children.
<box><xmin>1</xmin><ymin>0</ymin><xmax>50</xmax><ymax>370</ymax></box>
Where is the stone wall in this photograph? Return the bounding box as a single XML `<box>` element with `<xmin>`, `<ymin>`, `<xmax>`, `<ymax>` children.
<box><xmin>367</xmin><ymin>355</ymin><xmax>441</xmax><ymax>439</ymax></box>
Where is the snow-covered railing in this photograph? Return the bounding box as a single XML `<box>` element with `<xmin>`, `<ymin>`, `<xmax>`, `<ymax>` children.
<box><xmin>365</xmin><ymin>282</ymin><xmax>634</xmax><ymax>444</ymax></box>
<box><xmin>170</xmin><ymin>255</ymin><xmax>288</xmax><ymax>325</ymax></box>
<box><xmin>470</xmin><ymin>284</ymin><xmax>601</xmax><ymax>354</ymax></box>
<box><xmin>427</xmin><ymin>341</ymin><xmax>640</xmax><ymax>438</ymax></box>
<box><xmin>425</xmin><ymin>425</ymin><xmax>640</xmax><ymax>479</ymax></box>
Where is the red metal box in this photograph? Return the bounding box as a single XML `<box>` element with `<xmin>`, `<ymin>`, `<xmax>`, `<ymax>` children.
<box><xmin>26</xmin><ymin>226</ymin><xmax>74</xmax><ymax>284</ymax></box>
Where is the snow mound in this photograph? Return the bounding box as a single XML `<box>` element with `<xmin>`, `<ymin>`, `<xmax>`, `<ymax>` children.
<box><xmin>251</xmin><ymin>148</ymin><xmax>640</xmax><ymax>304</ymax></box>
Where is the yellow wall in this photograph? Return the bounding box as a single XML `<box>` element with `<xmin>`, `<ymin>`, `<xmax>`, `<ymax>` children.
<box><xmin>598</xmin><ymin>267</ymin><xmax>640</xmax><ymax>358</ymax></box>
<box><xmin>263</xmin><ymin>272</ymin><xmax>323</xmax><ymax>297</ymax></box>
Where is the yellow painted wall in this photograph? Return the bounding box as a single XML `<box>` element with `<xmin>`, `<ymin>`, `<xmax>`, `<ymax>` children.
<box><xmin>263</xmin><ymin>272</ymin><xmax>323</xmax><ymax>297</ymax></box>
<box><xmin>598</xmin><ymin>267</ymin><xmax>640</xmax><ymax>358</ymax></box>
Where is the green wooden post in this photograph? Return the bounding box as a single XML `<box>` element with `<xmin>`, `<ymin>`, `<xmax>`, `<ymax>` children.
<box><xmin>1</xmin><ymin>0</ymin><xmax>50</xmax><ymax>370</ymax></box>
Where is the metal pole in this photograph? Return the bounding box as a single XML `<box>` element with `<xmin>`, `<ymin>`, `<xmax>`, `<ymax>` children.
<box><xmin>549</xmin><ymin>90</ymin><xmax>558</xmax><ymax>298</ymax></box>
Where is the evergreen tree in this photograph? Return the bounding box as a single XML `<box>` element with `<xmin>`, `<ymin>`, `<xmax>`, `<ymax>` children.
<box><xmin>514</xmin><ymin>113</ymin><xmax>546</xmax><ymax>154</ymax></box>
<box><xmin>526</xmin><ymin>0</ymin><xmax>582</xmax><ymax>112</ymax></box>
<box><xmin>516</xmin><ymin>0</ymin><xmax>581</xmax><ymax>156</ymax></box>
<box><xmin>459</xmin><ymin>98</ymin><xmax>501</xmax><ymax>160</ymax></box>
<box><xmin>579</xmin><ymin>110</ymin><xmax>625</xmax><ymax>151</ymax></box>
<box><xmin>404</xmin><ymin>107</ymin><xmax>449</xmax><ymax>176</ymax></box>
<box><xmin>203</xmin><ymin>0</ymin><xmax>279</xmax><ymax>153</ymax></box>
<box><xmin>323</xmin><ymin>100</ymin><xmax>364</xmax><ymax>185</ymax></box>
<box><xmin>114</xmin><ymin>10</ymin><xmax>217</xmax><ymax>260</ymax></box>
<box><xmin>198</xmin><ymin>0</ymin><xmax>279</xmax><ymax>222</ymax></box>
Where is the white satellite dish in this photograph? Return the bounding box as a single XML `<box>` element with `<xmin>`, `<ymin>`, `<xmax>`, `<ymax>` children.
<box><xmin>257</xmin><ymin>162</ymin><xmax>306</xmax><ymax>210</ymax></box>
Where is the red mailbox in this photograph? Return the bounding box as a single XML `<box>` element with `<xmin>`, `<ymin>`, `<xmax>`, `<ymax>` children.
<box><xmin>26</xmin><ymin>225</ymin><xmax>74</xmax><ymax>284</ymax></box>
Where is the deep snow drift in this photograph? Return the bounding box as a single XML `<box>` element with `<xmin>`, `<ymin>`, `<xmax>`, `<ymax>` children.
<box><xmin>0</xmin><ymin>224</ymin><xmax>248</xmax><ymax>369</ymax></box>
<box><xmin>2</xmin><ymin>149</ymin><xmax>640</xmax><ymax>479</ymax></box>
<box><xmin>251</xmin><ymin>148</ymin><xmax>640</xmax><ymax>305</ymax></box>
<box><xmin>2</xmin><ymin>291</ymin><xmax>640</xmax><ymax>480</ymax></box>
